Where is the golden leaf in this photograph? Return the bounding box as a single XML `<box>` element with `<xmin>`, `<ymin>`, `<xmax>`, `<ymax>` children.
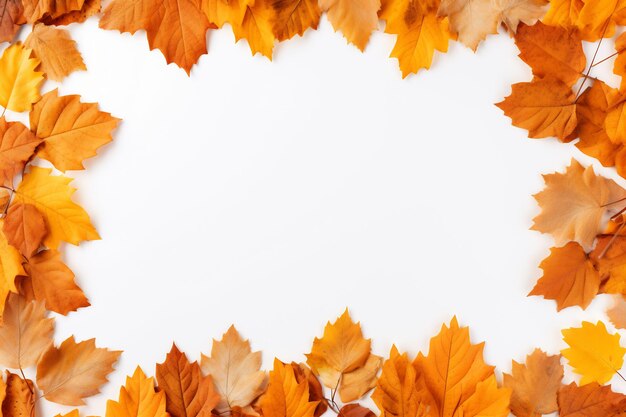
<box><xmin>0</xmin><ymin>43</ymin><xmax>43</xmax><ymax>113</ymax></box>
<box><xmin>318</xmin><ymin>0</ymin><xmax>381</xmax><ymax>51</ymax></box>
<box><xmin>106</xmin><ymin>367</ymin><xmax>168</xmax><ymax>417</ymax></box>
<box><xmin>261</xmin><ymin>359</ymin><xmax>318</xmax><ymax>417</ymax></box>
<box><xmin>25</xmin><ymin>24</ymin><xmax>86</xmax><ymax>82</ymax></box>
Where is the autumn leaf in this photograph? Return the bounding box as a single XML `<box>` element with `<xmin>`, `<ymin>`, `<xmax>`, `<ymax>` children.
<box><xmin>514</xmin><ymin>22</ymin><xmax>584</xmax><ymax>86</ymax></box>
<box><xmin>371</xmin><ymin>346</ymin><xmax>429</xmax><ymax>417</ymax></box>
<box><xmin>106</xmin><ymin>367</ymin><xmax>168</xmax><ymax>417</ymax></box>
<box><xmin>201</xmin><ymin>326</ymin><xmax>267</xmax><ymax>415</ymax></box>
<box><xmin>30</xmin><ymin>89</ymin><xmax>120</xmax><ymax>172</ymax></box>
<box><xmin>437</xmin><ymin>0</ymin><xmax>499</xmax><ymax>50</ymax></box>
<box><xmin>2</xmin><ymin>372</ymin><xmax>35</xmax><ymax>417</ymax></box>
<box><xmin>528</xmin><ymin>242</ymin><xmax>600</xmax><ymax>310</ymax></box>
<box><xmin>575</xmin><ymin>0</ymin><xmax>626</xmax><ymax>42</ymax></box>
<box><xmin>100</xmin><ymin>0</ymin><xmax>211</xmax><ymax>74</ymax></box>
<box><xmin>590</xmin><ymin>235</ymin><xmax>626</xmax><ymax>294</ymax></box>
<box><xmin>542</xmin><ymin>0</ymin><xmax>583</xmax><ymax>28</ymax></box>
<box><xmin>531</xmin><ymin>159</ymin><xmax>626</xmax><ymax>250</ymax></box>
<box><xmin>318</xmin><ymin>0</ymin><xmax>381</xmax><ymax>51</ymax></box>
<box><xmin>0</xmin><ymin>293</ymin><xmax>54</xmax><ymax>369</ymax></box>
<box><xmin>414</xmin><ymin>317</ymin><xmax>510</xmax><ymax>417</ymax></box>
<box><xmin>261</xmin><ymin>359</ymin><xmax>318</xmax><ymax>417</ymax></box>
<box><xmin>0</xmin><ymin>0</ymin><xmax>24</xmax><ymax>43</ymax></box>
<box><xmin>202</xmin><ymin>0</ymin><xmax>250</xmax><ymax>29</ymax></box>
<box><xmin>270</xmin><ymin>0</ymin><xmax>320</xmax><ymax>41</ymax></box>
<box><xmin>232</xmin><ymin>1</ymin><xmax>276</xmax><ymax>59</ymax></box>
<box><xmin>607</xmin><ymin>295</ymin><xmax>626</xmax><ymax>329</ymax></box>
<box><xmin>0</xmin><ymin>117</ymin><xmax>41</xmax><ymax>187</ymax></box>
<box><xmin>604</xmin><ymin>94</ymin><xmax>626</xmax><ymax>146</ymax></box>
<box><xmin>0</xmin><ymin>43</ymin><xmax>43</xmax><ymax>113</ymax></box>
<box><xmin>21</xmin><ymin>0</ymin><xmax>84</xmax><ymax>22</ymax></box>
<box><xmin>25</xmin><ymin>24</ymin><xmax>86</xmax><ymax>82</ymax></box>
<box><xmin>37</xmin><ymin>336</ymin><xmax>121</xmax><ymax>405</ymax></box>
<box><xmin>156</xmin><ymin>344</ymin><xmax>220</xmax><ymax>417</ymax></box>
<box><xmin>561</xmin><ymin>321</ymin><xmax>626</xmax><ymax>385</ymax></box>
<box><xmin>4</xmin><ymin>203</ymin><xmax>47</xmax><ymax>257</ymax></box>
<box><xmin>614</xmin><ymin>32</ymin><xmax>626</xmax><ymax>90</ymax></box>
<box><xmin>21</xmin><ymin>249</ymin><xmax>90</xmax><ymax>315</ymax></box>
<box><xmin>0</xmin><ymin>222</ymin><xmax>25</xmax><ymax>320</ymax></box>
<box><xmin>558</xmin><ymin>382</ymin><xmax>626</xmax><ymax>416</ymax></box>
<box><xmin>502</xmin><ymin>349</ymin><xmax>563</xmax><ymax>417</ymax></box>
<box><xmin>495</xmin><ymin>0</ymin><xmax>548</xmax><ymax>33</ymax></box>
<box><xmin>41</xmin><ymin>0</ymin><xmax>100</xmax><ymax>25</ymax></box>
<box><xmin>289</xmin><ymin>363</ymin><xmax>327</xmax><ymax>417</ymax></box>
<box><xmin>13</xmin><ymin>166</ymin><xmax>100</xmax><ymax>249</ymax></box>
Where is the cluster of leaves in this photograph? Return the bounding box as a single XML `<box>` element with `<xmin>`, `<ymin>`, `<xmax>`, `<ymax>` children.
<box><xmin>4</xmin><ymin>309</ymin><xmax>626</xmax><ymax>417</ymax></box>
<box><xmin>97</xmin><ymin>0</ymin><xmax>550</xmax><ymax>76</ymax></box>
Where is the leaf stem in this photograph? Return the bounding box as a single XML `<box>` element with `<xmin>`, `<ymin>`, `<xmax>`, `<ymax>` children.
<box><xmin>575</xmin><ymin>19</ymin><xmax>612</xmax><ymax>102</ymax></box>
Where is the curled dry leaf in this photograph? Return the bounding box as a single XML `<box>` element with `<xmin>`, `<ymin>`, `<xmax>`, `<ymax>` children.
<box><xmin>531</xmin><ymin>159</ymin><xmax>626</xmax><ymax>250</ymax></box>
<box><xmin>106</xmin><ymin>367</ymin><xmax>168</xmax><ymax>417</ymax></box>
<box><xmin>0</xmin><ymin>117</ymin><xmax>41</xmax><ymax>187</ymax></box>
<box><xmin>41</xmin><ymin>0</ymin><xmax>101</xmax><ymax>25</ymax></box>
<box><xmin>503</xmin><ymin>349</ymin><xmax>563</xmax><ymax>417</ymax></box>
<box><xmin>529</xmin><ymin>242</ymin><xmax>600</xmax><ymax>310</ymax></box>
<box><xmin>21</xmin><ymin>0</ymin><xmax>84</xmax><ymax>23</ymax></box>
<box><xmin>156</xmin><ymin>344</ymin><xmax>220</xmax><ymax>417</ymax></box>
<box><xmin>561</xmin><ymin>321</ymin><xmax>626</xmax><ymax>385</ymax></box>
<box><xmin>0</xmin><ymin>293</ymin><xmax>54</xmax><ymax>369</ymax></box>
<box><xmin>0</xmin><ymin>43</ymin><xmax>43</xmax><ymax>113</ymax></box>
<box><xmin>25</xmin><ymin>24</ymin><xmax>86</xmax><ymax>82</ymax></box>
<box><xmin>3</xmin><ymin>372</ymin><xmax>35</xmax><ymax>417</ymax></box>
<box><xmin>201</xmin><ymin>326</ymin><xmax>267</xmax><ymax>415</ymax></box>
<box><xmin>21</xmin><ymin>249</ymin><xmax>90</xmax><ymax>315</ymax></box>
<box><xmin>261</xmin><ymin>359</ymin><xmax>318</xmax><ymax>417</ymax></box>
<box><xmin>36</xmin><ymin>336</ymin><xmax>121</xmax><ymax>405</ymax></box>
<box><xmin>3</xmin><ymin>203</ymin><xmax>47</xmax><ymax>258</ymax></box>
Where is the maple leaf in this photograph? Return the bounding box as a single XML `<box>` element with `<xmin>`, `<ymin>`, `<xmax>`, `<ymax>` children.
<box><xmin>4</xmin><ymin>203</ymin><xmax>47</xmax><ymax>258</ymax></box>
<box><xmin>13</xmin><ymin>166</ymin><xmax>100</xmax><ymax>249</ymax></box>
<box><xmin>269</xmin><ymin>0</ymin><xmax>320</xmax><ymax>41</ymax></box>
<box><xmin>0</xmin><ymin>117</ymin><xmax>41</xmax><ymax>187</ymax></box>
<box><xmin>502</xmin><ymin>349</ymin><xmax>563</xmax><ymax>417</ymax></box>
<box><xmin>37</xmin><ymin>336</ymin><xmax>121</xmax><ymax>405</ymax></box>
<box><xmin>558</xmin><ymin>382</ymin><xmax>626</xmax><ymax>416</ymax></box>
<box><xmin>318</xmin><ymin>0</ymin><xmax>381</xmax><ymax>51</ymax></box>
<box><xmin>25</xmin><ymin>24</ymin><xmax>86</xmax><ymax>82</ymax></box>
<box><xmin>542</xmin><ymin>0</ymin><xmax>583</xmax><ymax>28</ymax></box>
<box><xmin>528</xmin><ymin>242</ymin><xmax>600</xmax><ymax>310</ymax></box>
<box><xmin>513</xmin><ymin>22</ymin><xmax>584</xmax><ymax>86</ymax></box>
<box><xmin>232</xmin><ymin>1</ymin><xmax>276</xmax><ymax>58</ymax></box>
<box><xmin>156</xmin><ymin>344</ymin><xmax>220</xmax><ymax>417</ymax></box>
<box><xmin>561</xmin><ymin>321</ymin><xmax>626</xmax><ymax>385</ymax></box>
<box><xmin>201</xmin><ymin>326</ymin><xmax>267</xmax><ymax>415</ymax></box>
<box><xmin>371</xmin><ymin>346</ymin><xmax>429</xmax><ymax>417</ymax></box>
<box><xmin>0</xmin><ymin>43</ymin><xmax>43</xmax><ymax>113</ymax></box>
<box><xmin>0</xmin><ymin>222</ymin><xmax>24</xmax><ymax>320</ymax></box>
<box><xmin>414</xmin><ymin>317</ymin><xmax>510</xmax><ymax>417</ymax></box>
<box><xmin>106</xmin><ymin>367</ymin><xmax>168</xmax><ymax>417</ymax></box>
<box><xmin>531</xmin><ymin>159</ymin><xmax>626</xmax><ymax>250</ymax></box>
<box><xmin>607</xmin><ymin>295</ymin><xmax>626</xmax><ymax>329</ymax></box>
<box><xmin>0</xmin><ymin>293</ymin><xmax>54</xmax><ymax>369</ymax></box>
<box><xmin>494</xmin><ymin>0</ymin><xmax>548</xmax><ymax>33</ymax></box>
<box><xmin>261</xmin><ymin>359</ymin><xmax>318</xmax><ymax>417</ymax></box>
<box><xmin>437</xmin><ymin>0</ymin><xmax>499</xmax><ymax>50</ymax></box>
<box><xmin>384</xmin><ymin>0</ymin><xmax>451</xmax><ymax>78</ymax></box>
<box><xmin>21</xmin><ymin>249</ymin><xmax>90</xmax><ymax>315</ymax></box>
<box><xmin>0</xmin><ymin>0</ymin><xmax>24</xmax><ymax>43</ymax></box>
<box><xmin>2</xmin><ymin>372</ymin><xmax>35</xmax><ymax>417</ymax></box>
<box><xmin>30</xmin><ymin>89</ymin><xmax>120</xmax><ymax>172</ymax></box>
<box><xmin>496</xmin><ymin>77</ymin><xmax>577</xmax><ymax>140</ymax></box>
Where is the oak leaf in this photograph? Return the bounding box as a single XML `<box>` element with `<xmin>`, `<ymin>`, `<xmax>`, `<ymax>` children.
<box><xmin>502</xmin><ymin>349</ymin><xmax>563</xmax><ymax>417</ymax></box>
<box><xmin>156</xmin><ymin>344</ymin><xmax>220</xmax><ymax>417</ymax></box>
<box><xmin>30</xmin><ymin>89</ymin><xmax>120</xmax><ymax>172</ymax></box>
<box><xmin>0</xmin><ymin>293</ymin><xmax>54</xmax><ymax>369</ymax></box>
<box><xmin>36</xmin><ymin>336</ymin><xmax>121</xmax><ymax>405</ymax></box>
<box><xmin>607</xmin><ymin>295</ymin><xmax>626</xmax><ymax>329</ymax></box>
<box><xmin>437</xmin><ymin>0</ymin><xmax>499</xmax><ymax>50</ymax></box>
<box><xmin>0</xmin><ymin>222</ymin><xmax>24</xmax><ymax>320</ymax></box>
<box><xmin>0</xmin><ymin>0</ymin><xmax>24</xmax><ymax>43</ymax></box>
<box><xmin>413</xmin><ymin>317</ymin><xmax>510</xmax><ymax>417</ymax></box>
<box><xmin>0</xmin><ymin>43</ymin><xmax>43</xmax><ymax>113</ymax></box>
<box><xmin>0</xmin><ymin>117</ymin><xmax>41</xmax><ymax>187</ymax></box>
<box><xmin>318</xmin><ymin>0</ymin><xmax>381</xmax><ymax>51</ymax></box>
<box><xmin>514</xmin><ymin>22</ymin><xmax>584</xmax><ymax>86</ymax></box>
<box><xmin>106</xmin><ymin>367</ymin><xmax>168</xmax><ymax>417</ymax></box>
<box><xmin>13</xmin><ymin>166</ymin><xmax>100</xmax><ymax>249</ymax></box>
<box><xmin>260</xmin><ymin>359</ymin><xmax>318</xmax><ymax>417</ymax></box>
<box><xmin>530</xmin><ymin>159</ymin><xmax>626</xmax><ymax>250</ymax></box>
<box><xmin>496</xmin><ymin>77</ymin><xmax>577</xmax><ymax>140</ymax></box>
<box><xmin>558</xmin><ymin>382</ymin><xmax>626</xmax><ymax>416</ymax></box>
<box><xmin>25</xmin><ymin>24</ymin><xmax>86</xmax><ymax>82</ymax></box>
<box><xmin>270</xmin><ymin>0</ymin><xmax>320</xmax><ymax>41</ymax></box>
<box><xmin>2</xmin><ymin>372</ymin><xmax>35</xmax><ymax>417</ymax></box>
<box><xmin>201</xmin><ymin>326</ymin><xmax>267</xmax><ymax>415</ymax></box>
<box><xmin>561</xmin><ymin>321</ymin><xmax>626</xmax><ymax>385</ymax></box>
<box><xmin>4</xmin><ymin>203</ymin><xmax>47</xmax><ymax>257</ymax></box>
<box><xmin>21</xmin><ymin>249</ymin><xmax>90</xmax><ymax>315</ymax></box>
<box><xmin>528</xmin><ymin>242</ymin><xmax>600</xmax><ymax>310</ymax></box>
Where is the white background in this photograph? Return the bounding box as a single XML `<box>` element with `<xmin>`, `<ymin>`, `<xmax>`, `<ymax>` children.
<box><xmin>14</xmin><ymin>16</ymin><xmax>626</xmax><ymax>415</ymax></box>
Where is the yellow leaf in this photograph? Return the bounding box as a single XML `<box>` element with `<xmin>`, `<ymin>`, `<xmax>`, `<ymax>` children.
<box><xmin>542</xmin><ymin>0</ymin><xmax>583</xmax><ymax>28</ymax></box>
<box><xmin>0</xmin><ymin>43</ymin><xmax>43</xmax><ymax>113</ymax></box>
<box><xmin>561</xmin><ymin>321</ymin><xmax>626</xmax><ymax>385</ymax></box>
<box><xmin>459</xmin><ymin>376</ymin><xmax>511</xmax><ymax>417</ymax></box>
<box><xmin>30</xmin><ymin>89</ymin><xmax>120</xmax><ymax>172</ymax></box>
<box><xmin>318</xmin><ymin>0</ymin><xmax>381</xmax><ymax>51</ymax></box>
<box><xmin>0</xmin><ymin>222</ymin><xmax>24</xmax><ymax>320</ymax></box>
<box><xmin>25</xmin><ymin>24</ymin><xmax>86</xmax><ymax>82</ymax></box>
<box><xmin>202</xmin><ymin>0</ymin><xmax>251</xmax><ymax>28</ymax></box>
<box><xmin>232</xmin><ymin>0</ymin><xmax>276</xmax><ymax>59</ymax></box>
<box><xmin>106</xmin><ymin>367</ymin><xmax>168</xmax><ymax>417</ymax></box>
<box><xmin>261</xmin><ymin>359</ymin><xmax>318</xmax><ymax>417</ymax></box>
<box><xmin>14</xmin><ymin>166</ymin><xmax>100</xmax><ymax>249</ymax></box>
